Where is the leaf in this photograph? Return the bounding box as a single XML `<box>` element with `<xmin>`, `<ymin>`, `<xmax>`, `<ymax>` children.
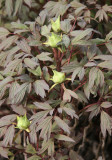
<box><xmin>11</xmin><ymin>105</ymin><xmax>26</xmax><ymax>115</ymax></box>
<box><xmin>36</xmin><ymin>116</ymin><xmax>52</xmax><ymax>140</ymax></box>
<box><xmin>37</xmin><ymin>52</ymin><xmax>53</xmax><ymax>62</ymax></box>
<box><xmin>55</xmin><ymin>134</ymin><xmax>75</xmax><ymax>142</ymax></box>
<box><xmin>5</xmin><ymin>0</ymin><xmax>13</xmax><ymax>16</ymax></box>
<box><xmin>48</xmin><ymin>140</ymin><xmax>54</xmax><ymax>156</ymax></box>
<box><xmin>95</xmin><ymin>8</ymin><xmax>108</xmax><ymax>22</ymax></box>
<box><xmin>34</xmin><ymin>102</ymin><xmax>52</xmax><ymax>110</ymax></box>
<box><xmin>94</xmin><ymin>55</ymin><xmax>112</xmax><ymax>61</ymax></box>
<box><xmin>29</xmin><ymin>126</ymin><xmax>37</xmax><ymax>145</ymax></box>
<box><xmin>71</xmin><ymin>67</ymin><xmax>82</xmax><ymax>82</ymax></box>
<box><xmin>101</xmin><ymin>111</ymin><xmax>112</xmax><ymax>137</ymax></box>
<box><xmin>28</xmin><ymin>155</ymin><xmax>41</xmax><ymax>160</ymax></box>
<box><xmin>84</xmin><ymin>10</ymin><xmax>90</xmax><ymax>23</ymax></box>
<box><xmin>61</xmin><ymin>20</ymin><xmax>71</xmax><ymax>33</ymax></box>
<box><xmin>33</xmin><ymin>80</ymin><xmax>49</xmax><ymax>98</ymax></box>
<box><xmin>71</xmin><ymin>28</ymin><xmax>92</xmax><ymax>44</ymax></box>
<box><xmin>4</xmin><ymin>59</ymin><xmax>22</xmax><ymax>75</ymax></box>
<box><xmin>0</xmin><ymin>27</ymin><xmax>10</xmax><ymax>39</ymax></box>
<box><xmin>2</xmin><ymin>125</ymin><xmax>15</xmax><ymax>147</ymax></box>
<box><xmin>16</xmin><ymin>40</ymin><xmax>31</xmax><ymax>54</ymax></box>
<box><xmin>38</xmin><ymin>139</ymin><xmax>52</xmax><ymax>154</ymax></box>
<box><xmin>26</xmin><ymin>143</ymin><xmax>37</xmax><ymax>154</ymax></box>
<box><xmin>0</xmin><ymin>77</ymin><xmax>13</xmax><ymax>90</ymax></box>
<box><xmin>86</xmin><ymin>104</ymin><xmax>100</xmax><ymax>120</ymax></box>
<box><xmin>44</xmin><ymin>1</ymin><xmax>70</xmax><ymax>17</ymax></box>
<box><xmin>63</xmin><ymin>107</ymin><xmax>79</xmax><ymax>119</ymax></box>
<box><xmin>14</xmin><ymin>0</ymin><xmax>23</xmax><ymax>16</ymax></box>
<box><xmin>11</xmin><ymin>22</ymin><xmax>29</xmax><ymax>30</ymax></box>
<box><xmin>106</xmin><ymin>31</ymin><xmax>112</xmax><ymax>41</ymax></box>
<box><xmin>84</xmin><ymin>82</ymin><xmax>90</xmax><ymax>99</ymax></box>
<box><xmin>0</xmin><ymin>35</ymin><xmax>18</xmax><ymax>51</ymax></box>
<box><xmin>36</xmin><ymin>10</ymin><xmax>47</xmax><ymax>26</ymax></box>
<box><xmin>70</xmin><ymin>1</ymin><xmax>85</xmax><ymax>8</ymax></box>
<box><xmin>30</xmin><ymin>110</ymin><xmax>49</xmax><ymax>127</ymax></box>
<box><xmin>63</xmin><ymin>89</ymin><xmax>78</xmax><ymax>102</ymax></box>
<box><xmin>0</xmin><ymin>147</ymin><xmax>8</xmax><ymax>158</ymax></box>
<box><xmin>101</xmin><ymin>102</ymin><xmax>112</xmax><ymax>108</ymax></box>
<box><xmin>10</xmin><ymin>82</ymin><xmax>30</xmax><ymax>104</ymax></box>
<box><xmin>41</xmin><ymin>25</ymin><xmax>51</xmax><ymax>36</ymax></box>
<box><xmin>89</xmin><ymin>67</ymin><xmax>98</xmax><ymax>89</ymax></box>
<box><xmin>28</xmin><ymin>66</ymin><xmax>42</xmax><ymax>77</ymax></box>
<box><xmin>24</xmin><ymin>58</ymin><xmax>38</xmax><ymax>69</ymax></box>
<box><xmin>98</xmin><ymin>61</ymin><xmax>112</xmax><ymax>70</ymax></box>
<box><xmin>69</xmin><ymin>150</ymin><xmax>84</xmax><ymax>160</ymax></box>
<box><xmin>0</xmin><ymin>115</ymin><xmax>17</xmax><ymax>127</ymax></box>
<box><xmin>106</xmin><ymin>42</ymin><xmax>112</xmax><ymax>54</ymax></box>
<box><xmin>62</xmin><ymin>34</ymin><xmax>70</xmax><ymax>47</ymax></box>
<box><xmin>54</xmin><ymin>116</ymin><xmax>70</xmax><ymax>134</ymax></box>
<box><xmin>24</xmin><ymin>0</ymin><xmax>32</xmax><ymax>7</ymax></box>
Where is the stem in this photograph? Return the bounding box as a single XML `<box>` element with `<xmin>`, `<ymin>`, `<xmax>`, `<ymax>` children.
<box><xmin>23</xmin><ymin>131</ymin><xmax>27</xmax><ymax>160</ymax></box>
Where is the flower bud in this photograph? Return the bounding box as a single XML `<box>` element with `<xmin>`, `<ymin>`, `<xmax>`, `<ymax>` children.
<box><xmin>52</xmin><ymin>70</ymin><xmax>66</xmax><ymax>83</ymax></box>
<box><xmin>44</xmin><ymin>33</ymin><xmax>62</xmax><ymax>48</ymax></box>
<box><xmin>51</xmin><ymin>16</ymin><xmax>61</xmax><ymax>32</ymax></box>
<box><xmin>16</xmin><ymin>114</ymin><xmax>30</xmax><ymax>131</ymax></box>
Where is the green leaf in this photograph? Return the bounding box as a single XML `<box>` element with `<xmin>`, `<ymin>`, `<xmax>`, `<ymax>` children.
<box><xmin>98</xmin><ymin>61</ymin><xmax>112</xmax><ymax>70</ymax></box>
<box><xmin>2</xmin><ymin>125</ymin><xmax>15</xmax><ymax>147</ymax></box>
<box><xmin>0</xmin><ymin>35</ymin><xmax>18</xmax><ymax>51</ymax></box>
<box><xmin>106</xmin><ymin>42</ymin><xmax>112</xmax><ymax>54</ymax></box>
<box><xmin>28</xmin><ymin>155</ymin><xmax>41</xmax><ymax>160</ymax></box>
<box><xmin>0</xmin><ymin>77</ymin><xmax>13</xmax><ymax>90</ymax></box>
<box><xmin>0</xmin><ymin>27</ymin><xmax>10</xmax><ymax>39</ymax></box>
<box><xmin>89</xmin><ymin>67</ymin><xmax>98</xmax><ymax>89</ymax></box>
<box><xmin>63</xmin><ymin>88</ymin><xmax>78</xmax><ymax>102</ymax></box>
<box><xmin>36</xmin><ymin>116</ymin><xmax>52</xmax><ymax>140</ymax></box>
<box><xmin>71</xmin><ymin>28</ymin><xmax>92</xmax><ymax>44</ymax></box>
<box><xmin>54</xmin><ymin>116</ymin><xmax>70</xmax><ymax>134</ymax></box>
<box><xmin>105</xmin><ymin>31</ymin><xmax>112</xmax><ymax>41</ymax></box>
<box><xmin>101</xmin><ymin>111</ymin><xmax>112</xmax><ymax>137</ymax></box>
<box><xmin>44</xmin><ymin>1</ymin><xmax>69</xmax><ymax>17</ymax></box>
<box><xmin>48</xmin><ymin>140</ymin><xmax>54</xmax><ymax>156</ymax></box>
<box><xmin>61</xmin><ymin>20</ymin><xmax>71</xmax><ymax>33</ymax></box>
<box><xmin>28</xmin><ymin>66</ymin><xmax>42</xmax><ymax>76</ymax></box>
<box><xmin>41</xmin><ymin>25</ymin><xmax>51</xmax><ymax>36</ymax></box>
<box><xmin>5</xmin><ymin>0</ymin><xmax>13</xmax><ymax>16</ymax></box>
<box><xmin>38</xmin><ymin>139</ymin><xmax>52</xmax><ymax>154</ymax></box>
<box><xmin>34</xmin><ymin>102</ymin><xmax>52</xmax><ymax>110</ymax></box>
<box><xmin>30</xmin><ymin>110</ymin><xmax>50</xmax><ymax>127</ymax></box>
<box><xmin>14</xmin><ymin>0</ymin><xmax>23</xmax><ymax>16</ymax></box>
<box><xmin>63</xmin><ymin>106</ymin><xmax>79</xmax><ymax>119</ymax></box>
<box><xmin>55</xmin><ymin>134</ymin><xmax>75</xmax><ymax>142</ymax></box>
<box><xmin>26</xmin><ymin>143</ymin><xmax>37</xmax><ymax>154</ymax></box>
<box><xmin>37</xmin><ymin>52</ymin><xmax>53</xmax><ymax>61</ymax></box>
<box><xmin>16</xmin><ymin>40</ymin><xmax>31</xmax><ymax>54</ymax></box>
<box><xmin>0</xmin><ymin>147</ymin><xmax>8</xmax><ymax>158</ymax></box>
<box><xmin>94</xmin><ymin>55</ymin><xmax>112</xmax><ymax>61</ymax></box>
<box><xmin>24</xmin><ymin>58</ymin><xmax>38</xmax><ymax>69</ymax></box>
<box><xmin>10</xmin><ymin>82</ymin><xmax>30</xmax><ymax>104</ymax></box>
<box><xmin>101</xmin><ymin>102</ymin><xmax>112</xmax><ymax>108</ymax></box>
<box><xmin>33</xmin><ymin>80</ymin><xmax>49</xmax><ymax>98</ymax></box>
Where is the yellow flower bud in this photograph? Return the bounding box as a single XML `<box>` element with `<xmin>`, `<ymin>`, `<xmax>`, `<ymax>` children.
<box><xmin>52</xmin><ymin>70</ymin><xmax>66</xmax><ymax>83</ymax></box>
<box><xmin>44</xmin><ymin>33</ymin><xmax>62</xmax><ymax>48</ymax></box>
<box><xmin>51</xmin><ymin>16</ymin><xmax>61</xmax><ymax>32</ymax></box>
<box><xmin>16</xmin><ymin>114</ymin><xmax>30</xmax><ymax>132</ymax></box>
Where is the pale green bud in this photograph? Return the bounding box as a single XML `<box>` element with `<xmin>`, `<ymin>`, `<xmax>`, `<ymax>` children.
<box><xmin>51</xmin><ymin>16</ymin><xmax>61</xmax><ymax>32</ymax></box>
<box><xmin>16</xmin><ymin>114</ymin><xmax>30</xmax><ymax>131</ymax></box>
<box><xmin>52</xmin><ymin>70</ymin><xmax>66</xmax><ymax>83</ymax></box>
<box><xmin>44</xmin><ymin>33</ymin><xmax>62</xmax><ymax>48</ymax></box>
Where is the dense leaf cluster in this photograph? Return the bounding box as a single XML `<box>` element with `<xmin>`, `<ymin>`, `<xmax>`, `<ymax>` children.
<box><xmin>0</xmin><ymin>0</ymin><xmax>112</xmax><ymax>159</ymax></box>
